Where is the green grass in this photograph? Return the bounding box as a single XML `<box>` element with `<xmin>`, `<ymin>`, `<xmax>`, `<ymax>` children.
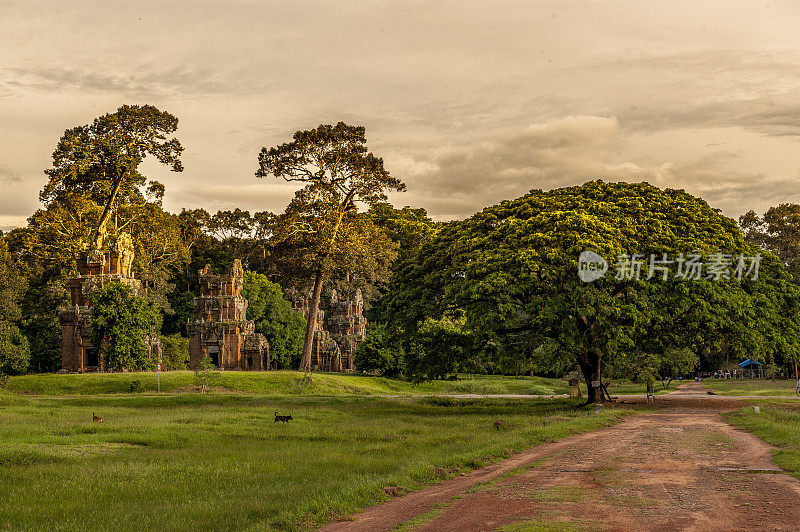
<box><xmin>704</xmin><ymin>378</ymin><xmax>799</xmax><ymax>397</ymax></box>
<box><xmin>0</xmin><ymin>388</ymin><xmax>630</xmax><ymax>531</ymax></box>
<box><xmin>724</xmin><ymin>400</ymin><xmax>800</xmax><ymax>477</ymax></box>
<box><xmin>7</xmin><ymin>371</ymin><xmax>572</xmax><ymax>397</ymax></box>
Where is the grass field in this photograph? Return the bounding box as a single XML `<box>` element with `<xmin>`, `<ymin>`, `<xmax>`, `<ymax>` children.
<box><xmin>0</xmin><ymin>387</ymin><xmax>630</xmax><ymax>530</ymax></box>
<box><xmin>6</xmin><ymin>370</ymin><xmax>676</xmax><ymax>398</ymax></box>
<box><xmin>724</xmin><ymin>400</ymin><xmax>800</xmax><ymax>479</ymax></box>
<box><xmin>7</xmin><ymin>371</ymin><xmax>572</xmax><ymax>397</ymax></box>
<box><xmin>703</xmin><ymin>378</ymin><xmax>800</xmax><ymax>397</ymax></box>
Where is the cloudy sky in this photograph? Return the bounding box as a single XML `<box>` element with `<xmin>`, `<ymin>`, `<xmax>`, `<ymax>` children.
<box><xmin>2</xmin><ymin>1</ymin><xmax>800</xmax><ymax>230</ymax></box>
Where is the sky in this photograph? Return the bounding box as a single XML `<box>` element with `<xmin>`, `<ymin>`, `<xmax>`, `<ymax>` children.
<box><xmin>2</xmin><ymin>0</ymin><xmax>800</xmax><ymax>231</ymax></box>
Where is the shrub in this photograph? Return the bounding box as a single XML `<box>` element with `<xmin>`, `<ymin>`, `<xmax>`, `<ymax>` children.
<box><xmin>129</xmin><ymin>379</ymin><xmax>144</xmax><ymax>393</ymax></box>
<box><xmin>0</xmin><ymin>322</ymin><xmax>30</xmax><ymax>376</ymax></box>
<box><xmin>354</xmin><ymin>324</ymin><xmax>403</xmax><ymax>377</ymax></box>
<box><xmin>161</xmin><ymin>334</ymin><xmax>190</xmax><ymax>370</ymax></box>
<box><xmin>193</xmin><ymin>356</ymin><xmax>220</xmax><ymax>393</ymax></box>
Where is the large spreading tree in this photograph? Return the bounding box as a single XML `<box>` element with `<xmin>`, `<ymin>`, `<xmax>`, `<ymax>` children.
<box><xmin>256</xmin><ymin>122</ymin><xmax>405</xmax><ymax>370</ymax></box>
<box><xmin>41</xmin><ymin>104</ymin><xmax>183</xmax><ymax>251</ymax></box>
<box><xmin>386</xmin><ymin>181</ymin><xmax>800</xmax><ymax>402</ymax></box>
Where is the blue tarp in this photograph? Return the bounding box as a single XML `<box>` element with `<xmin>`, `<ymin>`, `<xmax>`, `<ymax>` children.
<box><xmin>738</xmin><ymin>359</ymin><xmax>763</xmax><ymax>368</ymax></box>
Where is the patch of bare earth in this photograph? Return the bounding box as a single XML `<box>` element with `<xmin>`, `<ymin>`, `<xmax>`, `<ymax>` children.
<box><xmin>320</xmin><ymin>382</ymin><xmax>800</xmax><ymax>531</ymax></box>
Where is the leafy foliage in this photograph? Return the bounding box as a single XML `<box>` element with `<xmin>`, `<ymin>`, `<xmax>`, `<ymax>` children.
<box><xmin>0</xmin><ymin>322</ymin><xmax>30</xmax><ymax>376</ymax></box>
<box><xmin>740</xmin><ymin>204</ymin><xmax>800</xmax><ymax>282</ymax></box>
<box><xmin>194</xmin><ymin>355</ymin><xmax>221</xmax><ymax>393</ymax></box>
<box><xmin>42</xmin><ymin>104</ymin><xmax>183</xmax><ymax>250</ymax></box>
<box><xmin>404</xmin><ymin>317</ymin><xmax>471</xmax><ymax>382</ymax></box>
<box><xmin>385</xmin><ymin>181</ymin><xmax>800</xmax><ymax>401</ymax></box>
<box><xmin>160</xmin><ymin>334</ymin><xmax>190</xmax><ymax>370</ymax></box>
<box><xmin>241</xmin><ymin>271</ymin><xmax>305</xmax><ymax>369</ymax></box>
<box><xmin>354</xmin><ymin>323</ymin><xmax>403</xmax><ymax>377</ymax></box>
<box><xmin>256</xmin><ymin>122</ymin><xmax>405</xmax><ymax>369</ymax></box>
<box><xmin>89</xmin><ymin>282</ymin><xmax>161</xmax><ymax>372</ymax></box>
<box><xmin>0</xmin><ymin>235</ymin><xmax>30</xmax><ymax>375</ymax></box>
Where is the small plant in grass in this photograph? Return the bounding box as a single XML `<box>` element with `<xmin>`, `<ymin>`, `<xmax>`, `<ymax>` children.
<box><xmin>292</xmin><ymin>372</ymin><xmax>315</xmax><ymax>393</ymax></box>
<box><xmin>0</xmin><ymin>373</ymin><xmax>8</xmax><ymax>389</ymax></box>
<box><xmin>194</xmin><ymin>356</ymin><xmax>221</xmax><ymax>393</ymax></box>
<box><xmin>129</xmin><ymin>379</ymin><xmax>144</xmax><ymax>393</ymax></box>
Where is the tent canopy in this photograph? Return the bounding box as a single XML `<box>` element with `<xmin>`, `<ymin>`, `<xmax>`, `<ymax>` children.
<box><xmin>738</xmin><ymin>359</ymin><xmax>762</xmax><ymax>368</ymax></box>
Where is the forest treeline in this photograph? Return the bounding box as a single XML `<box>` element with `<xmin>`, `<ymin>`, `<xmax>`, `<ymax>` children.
<box><xmin>0</xmin><ymin>104</ymin><xmax>799</xmax><ymax>403</ymax></box>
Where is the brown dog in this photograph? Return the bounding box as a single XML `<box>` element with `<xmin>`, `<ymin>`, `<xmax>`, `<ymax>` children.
<box><xmin>92</xmin><ymin>412</ymin><xmax>103</xmax><ymax>423</ymax></box>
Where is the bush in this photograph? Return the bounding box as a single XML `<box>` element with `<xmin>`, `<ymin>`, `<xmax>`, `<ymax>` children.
<box><xmin>0</xmin><ymin>322</ymin><xmax>30</xmax><ymax>376</ymax></box>
<box><xmin>129</xmin><ymin>379</ymin><xmax>144</xmax><ymax>393</ymax></box>
<box><xmin>354</xmin><ymin>324</ymin><xmax>403</xmax><ymax>377</ymax></box>
<box><xmin>194</xmin><ymin>356</ymin><xmax>220</xmax><ymax>393</ymax></box>
<box><xmin>161</xmin><ymin>334</ymin><xmax>190</xmax><ymax>370</ymax></box>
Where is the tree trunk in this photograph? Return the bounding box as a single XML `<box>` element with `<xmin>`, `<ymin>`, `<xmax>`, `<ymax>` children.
<box><xmin>92</xmin><ymin>175</ymin><xmax>124</xmax><ymax>250</ymax></box>
<box><xmin>578</xmin><ymin>349</ymin><xmax>604</xmax><ymax>403</ymax></box>
<box><xmin>299</xmin><ymin>270</ymin><xmax>325</xmax><ymax>371</ymax></box>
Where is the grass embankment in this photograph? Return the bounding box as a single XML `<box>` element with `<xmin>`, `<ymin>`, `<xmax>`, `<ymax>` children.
<box><xmin>725</xmin><ymin>400</ymin><xmax>800</xmax><ymax>479</ymax></box>
<box><xmin>704</xmin><ymin>378</ymin><xmax>799</xmax><ymax>397</ymax></box>
<box><xmin>7</xmin><ymin>371</ymin><xmax>572</xmax><ymax>396</ymax></box>
<box><xmin>0</xmin><ymin>389</ymin><xmax>629</xmax><ymax>530</ymax></box>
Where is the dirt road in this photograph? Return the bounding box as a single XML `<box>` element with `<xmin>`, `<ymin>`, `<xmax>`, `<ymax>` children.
<box><xmin>320</xmin><ymin>383</ymin><xmax>800</xmax><ymax>531</ymax></box>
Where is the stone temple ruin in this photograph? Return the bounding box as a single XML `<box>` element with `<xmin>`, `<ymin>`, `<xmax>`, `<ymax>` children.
<box><xmin>59</xmin><ymin>237</ymin><xmax>358</xmax><ymax>374</ymax></box>
<box><xmin>285</xmin><ymin>287</ymin><xmax>367</xmax><ymax>372</ymax></box>
<box><xmin>60</xmin><ymin>234</ymin><xmax>161</xmax><ymax>372</ymax></box>
<box><xmin>188</xmin><ymin>260</ymin><xmax>269</xmax><ymax>370</ymax></box>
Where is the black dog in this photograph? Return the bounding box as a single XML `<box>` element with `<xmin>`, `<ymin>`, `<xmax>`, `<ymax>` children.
<box><xmin>274</xmin><ymin>412</ymin><xmax>293</xmax><ymax>423</ymax></box>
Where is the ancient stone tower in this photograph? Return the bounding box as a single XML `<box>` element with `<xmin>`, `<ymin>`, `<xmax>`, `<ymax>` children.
<box><xmin>188</xmin><ymin>260</ymin><xmax>269</xmax><ymax>370</ymax></box>
<box><xmin>285</xmin><ymin>287</ymin><xmax>340</xmax><ymax>371</ymax></box>
<box><xmin>285</xmin><ymin>287</ymin><xmax>367</xmax><ymax>372</ymax></box>
<box><xmin>326</xmin><ymin>289</ymin><xmax>367</xmax><ymax>371</ymax></box>
<box><xmin>60</xmin><ymin>234</ymin><xmax>160</xmax><ymax>372</ymax></box>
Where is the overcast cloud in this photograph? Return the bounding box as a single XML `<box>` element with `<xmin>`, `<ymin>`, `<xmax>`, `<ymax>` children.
<box><xmin>1</xmin><ymin>0</ymin><xmax>800</xmax><ymax>230</ymax></box>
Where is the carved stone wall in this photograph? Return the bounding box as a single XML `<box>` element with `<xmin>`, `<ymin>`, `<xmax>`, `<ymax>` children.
<box><xmin>285</xmin><ymin>287</ymin><xmax>367</xmax><ymax>372</ymax></box>
<box><xmin>326</xmin><ymin>289</ymin><xmax>367</xmax><ymax>372</ymax></box>
<box><xmin>188</xmin><ymin>260</ymin><xmax>269</xmax><ymax>370</ymax></box>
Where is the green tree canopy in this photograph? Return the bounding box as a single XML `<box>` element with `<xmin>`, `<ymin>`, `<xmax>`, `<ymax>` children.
<box><xmin>740</xmin><ymin>203</ymin><xmax>800</xmax><ymax>282</ymax></box>
<box><xmin>42</xmin><ymin>104</ymin><xmax>183</xmax><ymax>250</ymax></box>
<box><xmin>242</xmin><ymin>271</ymin><xmax>305</xmax><ymax>368</ymax></box>
<box><xmin>256</xmin><ymin>122</ymin><xmax>405</xmax><ymax>370</ymax></box>
<box><xmin>0</xmin><ymin>233</ymin><xmax>29</xmax><ymax>375</ymax></box>
<box><xmin>90</xmin><ymin>282</ymin><xmax>162</xmax><ymax>372</ymax></box>
<box><xmin>385</xmin><ymin>181</ymin><xmax>800</xmax><ymax>402</ymax></box>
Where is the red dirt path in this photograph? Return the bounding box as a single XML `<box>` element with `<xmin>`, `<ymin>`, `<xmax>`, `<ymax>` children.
<box><xmin>319</xmin><ymin>382</ymin><xmax>800</xmax><ymax>531</ymax></box>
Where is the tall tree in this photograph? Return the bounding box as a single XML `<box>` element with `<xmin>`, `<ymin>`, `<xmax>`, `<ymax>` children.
<box><xmin>256</xmin><ymin>122</ymin><xmax>405</xmax><ymax>370</ymax></box>
<box><xmin>740</xmin><ymin>204</ymin><xmax>800</xmax><ymax>281</ymax></box>
<box><xmin>41</xmin><ymin>104</ymin><xmax>183</xmax><ymax>250</ymax></box>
